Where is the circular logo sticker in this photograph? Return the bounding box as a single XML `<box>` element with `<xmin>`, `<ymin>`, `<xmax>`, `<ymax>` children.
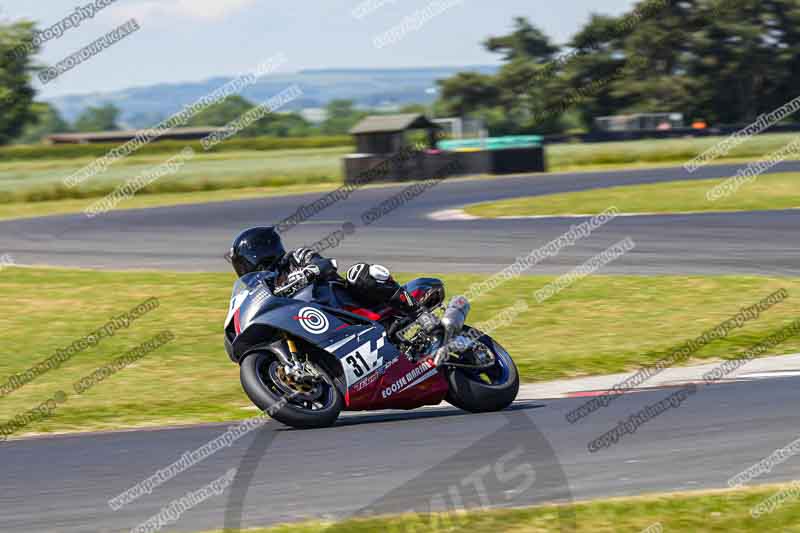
<box><xmin>296</xmin><ymin>307</ymin><xmax>330</xmax><ymax>335</ymax></box>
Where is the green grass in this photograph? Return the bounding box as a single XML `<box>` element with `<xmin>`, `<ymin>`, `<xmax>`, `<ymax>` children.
<box><xmin>545</xmin><ymin>132</ymin><xmax>800</xmax><ymax>171</ymax></box>
<box><xmin>0</xmin><ymin>135</ymin><xmax>353</xmax><ymax>162</ymax></box>
<box><xmin>1</xmin><ymin>268</ymin><xmax>799</xmax><ymax>436</ymax></box>
<box><xmin>0</xmin><ymin>146</ymin><xmax>350</xmax><ymax>205</ymax></box>
<box><xmin>1</xmin><ymin>132</ymin><xmax>798</xmax><ymax>222</ymax></box>
<box><xmin>0</xmin><ymin>183</ymin><xmax>340</xmax><ymax>221</ymax></box>
<box><xmin>465</xmin><ymin>171</ymin><xmax>800</xmax><ymax>218</ymax></box>
<box><xmin>199</xmin><ymin>484</ymin><xmax>800</xmax><ymax>532</ymax></box>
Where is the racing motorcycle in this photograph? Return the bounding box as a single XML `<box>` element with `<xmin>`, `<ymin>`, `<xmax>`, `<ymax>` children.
<box><xmin>224</xmin><ymin>269</ymin><xmax>519</xmax><ymax>429</ymax></box>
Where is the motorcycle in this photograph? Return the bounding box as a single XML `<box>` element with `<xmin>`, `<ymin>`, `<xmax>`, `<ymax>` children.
<box><xmin>224</xmin><ymin>268</ymin><xmax>519</xmax><ymax>429</ymax></box>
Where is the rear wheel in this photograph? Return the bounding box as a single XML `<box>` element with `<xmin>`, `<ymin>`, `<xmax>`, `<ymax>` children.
<box><xmin>240</xmin><ymin>350</ymin><xmax>343</xmax><ymax>429</ymax></box>
<box><xmin>445</xmin><ymin>328</ymin><xmax>519</xmax><ymax>413</ymax></box>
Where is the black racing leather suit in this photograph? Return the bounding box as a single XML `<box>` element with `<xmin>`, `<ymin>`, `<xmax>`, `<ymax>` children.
<box><xmin>273</xmin><ymin>248</ymin><xmax>414</xmax><ymax>313</ymax></box>
<box><xmin>273</xmin><ymin>248</ymin><xmax>338</xmax><ymax>287</ymax></box>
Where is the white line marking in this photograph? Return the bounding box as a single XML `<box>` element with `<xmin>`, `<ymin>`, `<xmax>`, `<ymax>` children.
<box><xmin>428</xmin><ymin>209</ymin><xmax>480</xmax><ymax>221</ymax></box>
<box><xmin>429</xmin><ymin>207</ymin><xmax>800</xmax><ymax>221</ymax></box>
<box><xmin>737</xmin><ymin>370</ymin><xmax>800</xmax><ymax>379</ymax></box>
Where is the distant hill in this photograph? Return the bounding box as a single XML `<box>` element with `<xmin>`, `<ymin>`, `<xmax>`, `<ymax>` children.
<box><xmin>46</xmin><ymin>66</ymin><xmax>498</xmax><ymax>128</ymax></box>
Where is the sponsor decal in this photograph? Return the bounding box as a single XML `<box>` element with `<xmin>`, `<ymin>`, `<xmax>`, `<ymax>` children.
<box><xmin>352</xmin><ymin>355</ymin><xmax>399</xmax><ymax>393</ymax></box>
<box><xmin>379</xmin><ymin>354</ymin><xmax>398</xmax><ymax>375</ymax></box>
<box><xmin>294</xmin><ymin>307</ymin><xmax>330</xmax><ymax>335</ymax></box>
<box><xmin>225</xmin><ymin>291</ymin><xmax>249</xmax><ymax>328</ymax></box>
<box><xmin>353</xmin><ymin>370</ymin><xmax>379</xmax><ymax>392</ymax></box>
<box><xmin>346</xmin><ymin>263</ymin><xmax>366</xmax><ymax>284</ymax></box>
<box><xmin>381</xmin><ymin>359</ymin><xmax>436</xmax><ymax>399</ymax></box>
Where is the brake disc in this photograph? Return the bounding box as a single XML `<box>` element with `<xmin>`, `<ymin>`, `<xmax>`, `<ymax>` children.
<box><xmin>270</xmin><ymin>362</ymin><xmax>323</xmax><ymax>403</ymax></box>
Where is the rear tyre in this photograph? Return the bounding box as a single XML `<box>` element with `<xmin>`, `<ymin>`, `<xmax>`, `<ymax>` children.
<box><xmin>240</xmin><ymin>350</ymin><xmax>343</xmax><ymax>429</ymax></box>
<box><xmin>445</xmin><ymin>329</ymin><xmax>520</xmax><ymax>413</ymax></box>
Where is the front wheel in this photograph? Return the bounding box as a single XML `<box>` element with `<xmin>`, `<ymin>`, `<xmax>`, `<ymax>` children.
<box><xmin>240</xmin><ymin>350</ymin><xmax>343</xmax><ymax>429</ymax></box>
<box><xmin>445</xmin><ymin>328</ymin><xmax>520</xmax><ymax>413</ymax></box>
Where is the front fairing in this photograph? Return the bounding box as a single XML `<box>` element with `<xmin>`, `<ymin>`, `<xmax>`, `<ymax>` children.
<box><xmin>223</xmin><ymin>272</ymin><xmax>369</xmax><ymax>361</ymax></box>
<box><xmin>224</xmin><ymin>271</ymin><xmax>277</xmax><ymax>330</ymax></box>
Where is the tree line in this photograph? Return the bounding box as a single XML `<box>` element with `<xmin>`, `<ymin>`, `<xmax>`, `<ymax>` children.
<box><xmin>12</xmin><ymin>97</ymin><xmax>386</xmax><ymax>145</ymax></box>
<box><xmin>434</xmin><ymin>0</ymin><xmax>800</xmax><ymax>134</ymax></box>
<box><xmin>1</xmin><ymin>0</ymin><xmax>798</xmax><ymax>144</ymax></box>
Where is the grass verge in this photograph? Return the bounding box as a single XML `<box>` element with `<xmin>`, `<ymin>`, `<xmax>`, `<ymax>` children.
<box><xmin>465</xmin><ymin>171</ymin><xmax>800</xmax><ymax>218</ymax></box>
<box><xmin>200</xmin><ymin>484</ymin><xmax>800</xmax><ymax>532</ymax></box>
<box><xmin>0</xmin><ymin>135</ymin><xmax>353</xmax><ymax>162</ymax></box>
<box><xmin>2</xmin><ymin>132</ymin><xmax>799</xmax><ymax>222</ymax></box>
<box><xmin>545</xmin><ymin>132</ymin><xmax>800</xmax><ymax>170</ymax></box>
<box><xmin>1</xmin><ymin>268</ymin><xmax>799</xmax><ymax>436</ymax></box>
<box><xmin>0</xmin><ymin>147</ymin><xmax>349</xmax><ymax>206</ymax></box>
<box><xmin>0</xmin><ymin>183</ymin><xmax>339</xmax><ymax>221</ymax></box>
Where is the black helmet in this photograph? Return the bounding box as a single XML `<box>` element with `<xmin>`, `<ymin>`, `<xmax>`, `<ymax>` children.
<box><xmin>227</xmin><ymin>227</ymin><xmax>286</xmax><ymax>277</ymax></box>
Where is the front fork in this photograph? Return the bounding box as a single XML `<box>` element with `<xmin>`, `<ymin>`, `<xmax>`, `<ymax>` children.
<box><xmin>279</xmin><ymin>335</ymin><xmax>321</xmax><ymax>382</ymax></box>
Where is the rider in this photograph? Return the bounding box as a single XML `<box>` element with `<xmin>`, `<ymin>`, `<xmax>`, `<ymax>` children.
<box><xmin>227</xmin><ymin>226</ymin><xmax>418</xmax><ymax>315</ymax></box>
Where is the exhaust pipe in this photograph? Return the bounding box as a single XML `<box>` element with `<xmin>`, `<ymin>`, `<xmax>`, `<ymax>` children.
<box><xmin>441</xmin><ymin>295</ymin><xmax>470</xmax><ymax>339</ymax></box>
<box><xmin>434</xmin><ymin>296</ymin><xmax>470</xmax><ymax>366</ymax></box>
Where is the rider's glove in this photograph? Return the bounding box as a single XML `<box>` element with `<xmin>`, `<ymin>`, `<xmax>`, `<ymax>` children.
<box><xmin>301</xmin><ymin>264</ymin><xmax>321</xmax><ymax>280</ymax></box>
<box><xmin>286</xmin><ymin>269</ymin><xmax>308</xmax><ymax>287</ymax></box>
<box><xmin>285</xmin><ymin>264</ymin><xmax>321</xmax><ymax>287</ymax></box>
<box><xmin>291</xmin><ymin>248</ymin><xmax>317</xmax><ymax>267</ymax></box>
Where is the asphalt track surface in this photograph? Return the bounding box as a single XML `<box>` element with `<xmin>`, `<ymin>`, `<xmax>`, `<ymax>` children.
<box><xmin>2</xmin><ymin>377</ymin><xmax>800</xmax><ymax>532</ymax></box>
<box><xmin>2</xmin><ymin>161</ymin><xmax>800</xmax><ymax>531</ymax></box>
<box><xmin>2</xmin><ymin>160</ymin><xmax>800</xmax><ymax>275</ymax></box>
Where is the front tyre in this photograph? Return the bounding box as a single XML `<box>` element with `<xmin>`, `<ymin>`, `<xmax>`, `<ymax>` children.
<box><xmin>240</xmin><ymin>350</ymin><xmax>343</xmax><ymax>429</ymax></box>
<box><xmin>445</xmin><ymin>329</ymin><xmax>520</xmax><ymax>413</ymax></box>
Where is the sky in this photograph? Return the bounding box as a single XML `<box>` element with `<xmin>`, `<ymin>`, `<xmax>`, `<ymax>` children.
<box><xmin>4</xmin><ymin>0</ymin><xmax>638</xmax><ymax>98</ymax></box>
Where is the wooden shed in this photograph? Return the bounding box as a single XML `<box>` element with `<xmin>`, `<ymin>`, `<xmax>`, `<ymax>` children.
<box><xmin>349</xmin><ymin>114</ymin><xmax>441</xmax><ymax>154</ymax></box>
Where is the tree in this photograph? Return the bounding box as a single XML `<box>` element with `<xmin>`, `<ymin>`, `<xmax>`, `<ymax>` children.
<box><xmin>252</xmin><ymin>113</ymin><xmax>314</xmax><ymax>137</ymax></box>
<box><xmin>186</xmin><ymin>95</ymin><xmax>315</xmax><ymax>137</ymax></box>
<box><xmin>437</xmin><ymin>18</ymin><xmax>565</xmax><ymax>134</ymax></box>
<box><xmin>767</xmin><ymin>0</ymin><xmax>800</xmax><ymax>114</ymax></box>
<box><xmin>484</xmin><ymin>17</ymin><xmax>560</xmax><ymax>61</ymax></box>
<box><xmin>437</xmin><ymin>72</ymin><xmax>500</xmax><ymax>117</ymax></box>
<box><xmin>0</xmin><ymin>21</ymin><xmax>41</xmax><ymax>145</ymax></box>
<box><xmin>436</xmin><ymin>0</ymin><xmax>800</xmax><ymax>132</ymax></box>
<box><xmin>73</xmin><ymin>104</ymin><xmax>121</xmax><ymax>132</ymax></box>
<box><xmin>559</xmin><ymin>13</ymin><xmax>650</xmax><ymax>128</ymax></box>
<box><xmin>321</xmin><ymin>100</ymin><xmax>368</xmax><ymax>135</ymax></box>
<box><xmin>186</xmin><ymin>95</ymin><xmax>254</xmax><ymax>127</ymax></box>
<box><xmin>15</xmin><ymin>102</ymin><xmax>70</xmax><ymax>144</ymax></box>
<box><xmin>683</xmin><ymin>0</ymin><xmax>796</xmax><ymax>123</ymax></box>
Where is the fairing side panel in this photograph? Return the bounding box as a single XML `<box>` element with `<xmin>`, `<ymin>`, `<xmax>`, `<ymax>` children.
<box><xmin>236</xmin><ymin>300</ymin><xmax>364</xmax><ymax>353</ymax></box>
<box><xmin>347</xmin><ymin>355</ymin><xmax>449</xmax><ymax>411</ymax></box>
